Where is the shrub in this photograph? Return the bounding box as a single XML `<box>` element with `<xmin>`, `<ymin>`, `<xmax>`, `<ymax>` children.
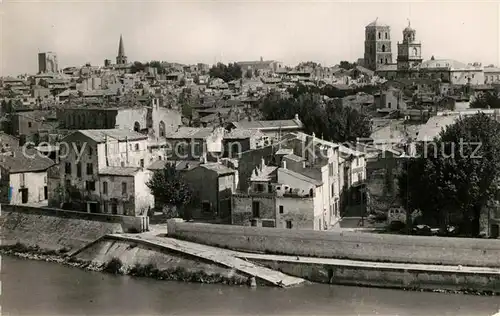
<box><xmin>103</xmin><ymin>257</ymin><xmax>123</xmax><ymax>274</ymax></box>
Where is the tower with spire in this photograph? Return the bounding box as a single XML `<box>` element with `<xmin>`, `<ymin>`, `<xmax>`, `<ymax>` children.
<box><xmin>116</xmin><ymin>35</ymin><xmax>127</xmax><ymax>65</ymax></box>
<box><xmin>396</xmin><ymin>20</ymin><xmax>422</xmax><ymax>71</ymax></box>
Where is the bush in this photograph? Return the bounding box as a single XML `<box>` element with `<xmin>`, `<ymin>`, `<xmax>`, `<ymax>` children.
<box><xmin>103</xmin><ymin>257</ymin><xmax>123</xmax><ymax>274</ymax></box>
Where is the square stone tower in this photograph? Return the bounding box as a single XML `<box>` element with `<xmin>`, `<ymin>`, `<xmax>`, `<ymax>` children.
<box><xmin>364</xmin><ymin>18</ymin><xmax>393</xmax><ymax>71</ymax></box>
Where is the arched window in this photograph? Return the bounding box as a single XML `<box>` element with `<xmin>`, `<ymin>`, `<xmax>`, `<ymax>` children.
<box><xmin>413</xmin><ymin>47</ymin><xmax>418</xmax><ymax>56</ymax></box>
<box><xmin>134</xmin><ymin>122</ymin><xmax>140</xmax><ymax>132</ymax></box>
<box><xmin>159</xmin><ymin>121</ymin><xmax>166</xmax><ymax>137</ymax></box>
<box><xmin>385</xmin><ymin>58</ymin><xmax>388</xmax><ymax>64</ymax></box>
<box><xmin>381</xmin><ymin>45</ymin><xmax>386</xmax><ymax>52</ymax></box>
<box><xmin>378</xmin><ymin>32</ymin><xmax>381</xmax><ymax>39</ymax></box>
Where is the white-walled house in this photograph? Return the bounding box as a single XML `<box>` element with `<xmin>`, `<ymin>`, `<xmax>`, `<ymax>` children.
<box><xmin>99</xmin><ymin>167</ymin><xmax>154</xmax><ymax>216</ymax></box>
<box><xmin>0</xmin><ymin>148</ymin><xmax>54</xmax><ymax>205</ymax></box>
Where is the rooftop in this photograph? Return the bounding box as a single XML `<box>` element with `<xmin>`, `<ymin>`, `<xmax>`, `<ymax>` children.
<box><xmin>224</xmin><ymin>128</ymin><xmax>264</xmax><ymax>139</ymax></box>
<box><xmin>200</xmin><ymin>163</ymin><xmax>235</xmax><ymax>175</ymax></box>
<box><xmin>278</xmin><ymin>167</ymin><xmax>322</xmax><ymax>187</ymax></box>
<box><xmin>232</xmin><ymin>118</ymin><xmax>302</xmax><ymax>130</ymax></box>
<box><xmin>99</xmin><ymin>166</ymin><xmax>142</xmax><ymax>176</ymax></box>
<box><xmin>0</xmin><ymin>149</ymin><xmax>54</xmax><ymax>173</ymax></box>
<box><xmin>76</xmin><ymin>129</ymin><xmax>148</xmax><ymax>143</ymax></box>
<box><xmin>165</xmin><ymin>127</ymin><xmax>216</xmax><ymax>139</ymax></box>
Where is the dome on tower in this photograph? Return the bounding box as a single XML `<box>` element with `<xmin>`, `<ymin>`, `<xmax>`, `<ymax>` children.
<box><xmin>403</xmin><ymin>20</ymin><xmax>414</xmax><ymax>32</ymax></box>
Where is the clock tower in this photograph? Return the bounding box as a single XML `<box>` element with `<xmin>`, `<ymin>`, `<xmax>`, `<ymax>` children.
<box><xmin>397</xmin><ymin>20</ymin><xmax>422</xmax><ymax>71</ymax></box>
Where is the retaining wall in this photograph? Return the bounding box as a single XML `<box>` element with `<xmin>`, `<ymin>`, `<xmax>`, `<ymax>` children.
<box><xmin>0</xmin><ymin>204</ymin><xmax>149</xmax><ymax>251</ymax></box>
<box><xmin>167</xmin><ymin>220</ymin><xmax>500</xmax><ymax>267</ymax></box>
<box><xmin>251</xmin><ymin>258</ymin><xmax>500</xmax><ymax>293</ymax></box>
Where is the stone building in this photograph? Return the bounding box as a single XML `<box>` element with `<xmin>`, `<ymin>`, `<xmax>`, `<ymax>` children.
<box><xmin>38</xmin><ymin>52</ymin><xmax>59</xmax><ymax>74</ymax></box>
<box><xmin>47</xmin><ymin>129</ymin><xmax>151</xmax><ymax>214</ymax></box>
<box><xmin>56</xmin><ymin>99</ymin><xmax>181</xmax><ymax>138</ymax></box>
<box><xmin>364</xmin><ymin>18</ymin><xmax>393</xmax><ymax>71</ymax></box>
<box><xmin>183</xmin><ymin>163</ymin><xmax>236</xmax><ymax>222</ymax></box>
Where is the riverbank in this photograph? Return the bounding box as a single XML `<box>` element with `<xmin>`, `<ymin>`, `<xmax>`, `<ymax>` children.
<box><xmin>0</xmin><ymin>243</ymin><xmax>249</xmax><ymax>286</ymax></box>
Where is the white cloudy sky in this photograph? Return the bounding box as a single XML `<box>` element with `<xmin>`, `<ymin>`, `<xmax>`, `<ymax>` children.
<box><xmin>0</xmin><ymin>0</ymin><xmax>498</xmax><ymax>75</ymax></box>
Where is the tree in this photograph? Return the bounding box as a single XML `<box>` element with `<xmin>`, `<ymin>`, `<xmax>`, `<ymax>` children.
<box><xmin>470</xmin><ymin>91</ymin><xmax>500</xmax><ymax>109</ymax></box>
<box><xmin>260</xmin><ymin>91</ymin><xmax>371</xmax><ymax>143</ymax></box>
<box><xmin>398</xmin><ymin>113</ymin><xmax>500</xmax><ymax>236</ymax></box>
<box><xmin>339</xmin><ymin>61</ymin><xmax>357</xmax><ymax>70</ymax></box>
<box><xmin>209</xmin><ymin>62</ymin><xmax>242</xmax><ymax>82</ymax></box>
<box><xmin>130</xmin><ymin>61</ymin><xmax>146</xmax><ymax>74</ymax></box>
<box><xmin>146</xmin><ymin>164</ymin><xmax>193</xmax><ymax>218</ymax></box>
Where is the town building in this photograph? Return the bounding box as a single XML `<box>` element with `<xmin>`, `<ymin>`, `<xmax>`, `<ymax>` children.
<box><xmin>47</xmin><ymin>129</ymin><xmax>152</xmax><ymax>214</ymax></box>
<box><xmin>227</xmin><ymin>115</ymin><xmax>303</xmax><ymax>144</ymax></box>
<box><xmin>236</xmin><ymin>57</ymin><xmax>284</xmax><ymax>76</ymax></box>
<box><xmin>56</xmin><ymin>99</ymin><xmax>182</xmax><ymax>138</ymax></box>
<box><xmin>38</xmin><ymin>52</ymin><xmax>59</xmax><ymax>74</ymax></box>
<box><xmin>0</xmin><ymin>148</ymin><xmax>54</xmax><ymax>205</ymax></box>
<box><xmin>231</xmin><ymin>132</ymin><xmax>367</xmax><ymax>230</ymax></box>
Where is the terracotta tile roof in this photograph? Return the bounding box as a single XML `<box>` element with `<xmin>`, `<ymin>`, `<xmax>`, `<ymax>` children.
<box><xmin>0</xmin><ymin>149</ymin><xmax>54</xmax><ymax>173</ymax></box>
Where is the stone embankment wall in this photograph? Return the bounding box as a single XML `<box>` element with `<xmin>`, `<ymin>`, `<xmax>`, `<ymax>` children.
<box><xmin>74</xmin><ymin>237</ymin><xmax>248</xmax><ymax>282</ymax></box>
<box><xmin>167</xmin><ymin>220</ymin><xmax>500</xmax><ymax>267</ymax></box>
<box><xmin>0</xmin><ymin>205</ymin><xmax>148</xmax><ymax>251</ymax></box>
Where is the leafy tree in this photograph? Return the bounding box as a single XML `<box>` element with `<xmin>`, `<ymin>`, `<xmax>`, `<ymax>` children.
<box><xmin>209</xmin><ymin>62</ymin><xmax>242</xmax><ymax>82</ymax></box>
<box><xmin>260</xmin><ymin>92</ymin><xmax>371</xmax><ymax>143</ymax></box>
<box><xmin>146</xmin><ymin>164</ymin><xmax>193</xmax><ymax>217</ymax></box>
<box><xmin>398</xmin><ymin>113</ymin><xmax>500</xmax><ymax>236</ymax></box>
<box><xmin>130</xmin><ymin>61</ymin><xmax>146</xmax><ymax>74</ymax></box>
<box><xmin>470</xmin><ymin>91</ymin><xmax>500</xmax><ymax>109</ymax></box>
<box><xmin>339</xmin><ymin>61</ymin><xmax>357</xmax><ymax>70</ymax></box>
<box><xmin>179</xmin><ymin>78</ymin><xmax>186</xmax><ymax>87</ymax></box>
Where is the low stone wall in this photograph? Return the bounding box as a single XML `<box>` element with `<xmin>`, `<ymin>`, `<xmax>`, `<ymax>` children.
<box><xmin>251</xmin><ymin>258</ymin><xmax>500</xmax><ymax>293</ymax></box>
<box><xmin>0</xmin><ymin>204</ymin><xmax>149</xmax><ymax>251</ymax></box>
<box><xmin>167</xmin><ymin>220</ymin><xmax>500</xmax><ymax>267</ymax></box>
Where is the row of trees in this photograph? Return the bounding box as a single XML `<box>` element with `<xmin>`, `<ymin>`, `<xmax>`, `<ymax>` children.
<box><xmin>130</xmin><ymin>61</ymin><xmax>168</xmax><ymax>74</ymax></box>
<box><xmin>398</xmin><ymin>113</ymin><xmax>500</xmax><ymax>236</ymax></box>
<box><xmin>470</xmin><ymin>91</ymin><xmax>500</xmax><ymax>109</ymax></box>
<box><xmin>260</xmin><ymin>91</ymin><xmax>371</xmax><ymax>143</ymax></box>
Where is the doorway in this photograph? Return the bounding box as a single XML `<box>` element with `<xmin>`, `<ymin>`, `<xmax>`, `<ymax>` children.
<box><xmin>112</xmin><ymin>203</ymin><xmax>118</xmax><ymax>215</ymax></box>
<box><xmin>19</xmin><ymin>188</ymin><xmax>28</xmax><ymax>204</ymax></box>
<box><xmin>491</xmin><ymin>224</ymin><xmax>499</xmax><ymax>238</ymax></box>
<box><xmin>44</xmin><ymin>186</ymin><xmax>48</xmax><ymax>200</ymax></box>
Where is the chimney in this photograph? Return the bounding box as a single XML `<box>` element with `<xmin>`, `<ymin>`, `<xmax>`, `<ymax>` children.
<box><xmin>282</xmin><ymin>160</ymin><xmax>287</xmax><ymax>169</ymax></box>
<box><xmin>260</xmin><ymin>56</ymin><xmax>263</xmax><ymax>62</ymax></box>
<box><xmin>294</xmin><ymin>113</ymin><xmax>299</xmax><ymax>121</ymax></box>
<box><xmin>261</xmin><ymin>157</ymin><xmax>265</xmax><ymax>170</ymax></box>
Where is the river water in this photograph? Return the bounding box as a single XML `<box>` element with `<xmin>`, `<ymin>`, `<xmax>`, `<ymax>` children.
<box><xmin>1</xmin><ymin>256</ymin><xmax>499</xmax><ymax>316</ymax></box>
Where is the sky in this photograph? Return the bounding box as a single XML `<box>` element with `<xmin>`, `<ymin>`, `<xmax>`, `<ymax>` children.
<box><xmin>0</xmin><ymin>0</ymin><xmax>499</xmax><ymax>76</ymax></box>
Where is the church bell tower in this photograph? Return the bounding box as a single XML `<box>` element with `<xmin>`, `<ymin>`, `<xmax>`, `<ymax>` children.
<box><xmin>397</xmin><ymin>20</ymin><xmax>422</xmax><ymax>71</ymax></box>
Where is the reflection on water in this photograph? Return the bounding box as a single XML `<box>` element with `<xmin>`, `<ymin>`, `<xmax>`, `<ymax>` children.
<box><xmin>1</xmin><ymin>256</ymin><xmax>499</xmax><ymax>316</ymax></box>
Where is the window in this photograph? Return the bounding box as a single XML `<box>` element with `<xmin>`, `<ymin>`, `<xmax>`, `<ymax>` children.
<box><xmin>252</xmin><ymin>201</ymin><xmax>260</xmax><ymax>218</ymax></box>
<box><xmin>86</xmin><ymin>181</ymin><xmax>96</xmax><ymax>191</ymax></box>
<box><xmin>256</xmin><ymin>183</ymin><xmax>265</xmax><ymax>192</ymax></box>
<box><xmin>286</xmin><ymin>220</ymin><xmax>292</xmax><ymax>229</ymax></box>
<box><xmin>122</xmin><ymin>182</ymin><xmax>127</xmax><ymax>195</ymax></box>
<box><xmin>121</xmin><ymin>161</ymin><xmax>125</xmax><ymax>167</ymax></box>
<box><xmin>135</xmin><ymin>144</ymin><xmax>139</xmax><ymax>151</ymax></box>
<box><xmin>382</xmin><ymin>45</ymin><xmax>386</xmax><ymax>52</ymax></box>
<box><xmin>140</xmin><ymin>159</ymin><xmax>144</xmax><ymax>167</ymax></box>
<box><xmin>65</xmin><ymin>162</ymin><xmax>71</xmax><ymax>174</ymax></box>
<box><xmin>103</xmin><ymin>181</ymin><xmax>108</xmax><ymax>194</ymax></box>
<box><xmin>28</xmin><ymin>122</ymin><xmax>32</xmax><ymax>128</ymax></box>
<box><xmin>385</xmin><ymin>32</ymin><xmax>388</xmax><ymax>39</ymax></box>
<box><xmin>86</xmin><ymin>163</ymin><xmax>93</xmax><ymax>175</ymax></box>
<box><xmin>76</xmin><ymin>163</ymin><xmax>81</xmax><ymax>177</ymax></box>
<box><xmin>88</xmin><ymin>146</ymin><xmax>93</xmax><ymax>156</ymax></box>
<box><xmin>388</xmin><ymin>102</ymin><xmax>392</xmax><ymax>108</ymax></box>
<box><xmin>378</xmin><ymin>32</ymin><xmax>381</xmax><ymax>39</ymax></box>
<box><xmin>331</xmin><ymin>184</ymin><xmax>334</xmax><ymax>197</ymax></box>
<box><xmin>279</xmin><ymin>205</ymin><xmax>284</xmax><ymax>214</ymax></box>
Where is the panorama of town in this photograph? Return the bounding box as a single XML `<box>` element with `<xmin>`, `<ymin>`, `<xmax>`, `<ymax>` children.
<box><xmin>6</xmin><ymin>15</ymin><xmax>500</xmax><ymax>301</ymax></box>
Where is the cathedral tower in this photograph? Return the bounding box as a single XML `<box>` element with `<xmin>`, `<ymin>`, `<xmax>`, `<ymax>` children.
<box><xmin>397</xmin><ymin>20</ymin><xmax>422</xmax><ymax>70</ymax></box>
<box><xmin>364</xmin><ymin>18</ymin><xmax>393</xmax><ymax>71</ymax></box>
<box><xmin>116</xmin><ymin>35</ymin><xmax>127</xmax><ymax>65</ymax></box>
